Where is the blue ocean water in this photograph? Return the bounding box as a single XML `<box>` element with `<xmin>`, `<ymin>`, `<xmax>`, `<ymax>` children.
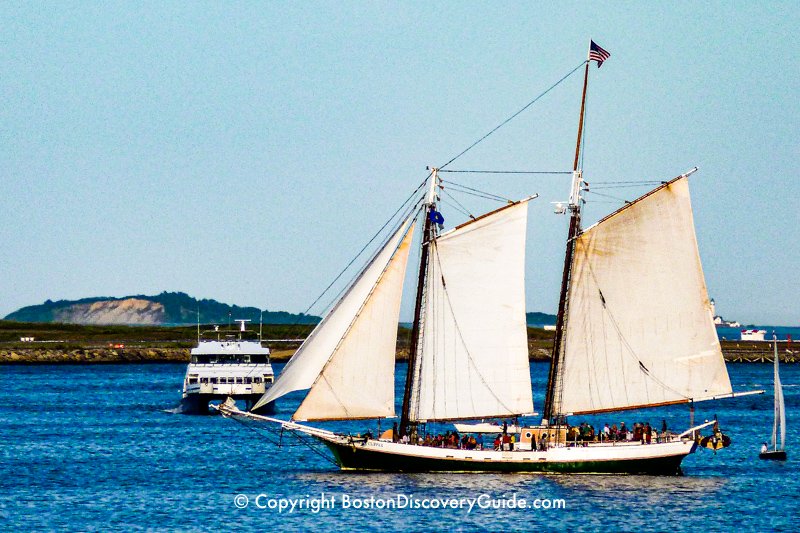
<box><xmin>1</xmin><ymin>362</ymin><xmax>797</xmax><ymax>531</ymax></box>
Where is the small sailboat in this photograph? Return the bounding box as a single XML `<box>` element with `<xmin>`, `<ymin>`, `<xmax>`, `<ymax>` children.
<box><xmin>219</xmin><ymin>41</ymin><xmax>763</xmax><ymax>474</ymax></box>
<box><xmin>759</xmin><ymin>334</ymin><xmax>787</xmax><ymax>460</ymax></box>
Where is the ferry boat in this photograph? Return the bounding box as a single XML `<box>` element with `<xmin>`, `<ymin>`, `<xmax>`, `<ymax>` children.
<box><xmin>181</xmin><ymin>320</ymin><xmax>275</xmax><ymax>414</ymax></box>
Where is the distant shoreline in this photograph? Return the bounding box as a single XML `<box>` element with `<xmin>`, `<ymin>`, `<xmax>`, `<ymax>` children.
<box><xmin>1</xmin><ymin>341</ymin><xmax>796</xmax><ymax>364</ymax></box>
<box><xmin>2</xmin><ymin>319</ymin><xmax>797</xmax><ymax>364</ymax></box>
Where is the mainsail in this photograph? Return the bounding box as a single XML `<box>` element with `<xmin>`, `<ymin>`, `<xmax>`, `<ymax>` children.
<box><xmin>253</xmin><ymin>218</ymin><xmax>415</xmax><ymax>420</ymax></box>
<box><xmin>772</xmin><ymin>337</ymin><xmax>786</xmax><ymax>450</ymax></box>
<box><xmin>409</xmin><ymin>200</ymin><xmax>534</xmax><ymax>422</ymax></box>
<box><xmin>552</xmin><ymin>176</ymin><xmax>732</xmax><ymax>415</ymax></box>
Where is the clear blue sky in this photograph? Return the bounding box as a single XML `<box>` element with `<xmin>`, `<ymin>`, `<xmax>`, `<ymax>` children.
<box><xmin>1</xmin><ymin>1</ymin><xmax>798</xmax><ymax>325</ymax></box>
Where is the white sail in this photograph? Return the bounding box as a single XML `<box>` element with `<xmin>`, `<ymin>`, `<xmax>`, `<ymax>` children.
<box><xmin>554</xmin><ymin>177</ymin><xmax>732</xmax><ymax>415</ymax></box>
<box><xmin>253</xmin><ymin>217</ymin><xmax>414</xmax><ymax>414</ymax></box>
<box><xmin>293</xmin><ymin>224</ymin><xmax>414</xmax><ymax>421</ymax></box>
<box><xmin>410</xmin><ymin>200</ymin><xmax>534</xmax><ymax>422</ymax></box>
<box><xmin>773</xmin><ymin>337</ymin><xmax>786</xmax><ymax>450</ymax></box>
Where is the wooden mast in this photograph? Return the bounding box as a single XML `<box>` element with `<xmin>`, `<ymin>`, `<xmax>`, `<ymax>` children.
<box><xmin>399</xmin><ymin>168</ymin><xmax>438</xmax><ymax>437</ymax></box>
<box><xmin>542</xmin><ymin>55</ymin><xmax>590</xmax><ymax>424</ymax></box>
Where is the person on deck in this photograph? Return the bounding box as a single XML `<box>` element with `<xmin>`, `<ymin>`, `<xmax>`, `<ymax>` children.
<box><xmin>568</xmin><ymin>425</ymin><xmax>580</xmax><ymax>444</ymax></box>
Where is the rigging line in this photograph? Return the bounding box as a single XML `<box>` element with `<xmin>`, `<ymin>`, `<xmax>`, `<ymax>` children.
<box><xmin>443</xmin><ymin>181</ymin><xmax>511</xmax><ymax>202</ymax></box>
<box><xmin>584</xmin><ymin>190</ymin><xmax>631</xmax><ymax>204</ymax></box>
<box><xmin>431</xmin><ymin>244</ymin><xmax>520</xmax><ymax>416</ymax></box>
<box><xmin>589</xmin><ymin>181</ymin><xmax>664</xmax><ymax>189</ymax></box>
<box><xmin>292</xmin><ymin>177</ymin><xmax>429</xmax><ymax>335</ymax></box>
<box><xmin>292</xmin><ymin>189</ymin><xmax>427</xmax><ymax>339</ymax></box>
<box><xmin>283</xmin><ymin>429</ymin><xmax>342</xmax><ymax>466</ymax></box>
<box><xmin>314</xmin><ymin>199</ymin><xmax>423</xmax><ymax>321</ymax></box>
<box><xmin>446</xmin><ymin>188</ymin><xmax>508</xmax><ymax>203</ymax></box>
<box><xmin>438</xmin><ymin>61</ymin><xmax>588</xmax><ymax>170</ymax></box>
<box><xmin>440</xmin><ymin>190</ymin><xmax>475</xmax><ymax>219</ymax></box>
<box><xmin>591</xmin><ymin>180</ymin><xmax>665</xmax><ymax>185</ymax></box>
<box><xmin>231</xmin><ymin>413</ymin><xmax>338</xmax><ymax>465</ymax></box>
<box><xmin>440</xmin><ymin>198</ymin><xmax>472</xmax><ymax>219</ymax></box>
<box><xmin>438</xmin><ymin>170</ymin><xmax>572</xmax><ymax>175</ymax></box>
<box><xmin>227</xmin><ymin>410</ymin><xmax>294</xmax><ymax>448</ymax></box>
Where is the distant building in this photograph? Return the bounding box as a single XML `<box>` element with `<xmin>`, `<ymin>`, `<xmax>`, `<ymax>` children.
<box><xmin>711</xmin><ymin>298</ymin><xmax>741</xmax><ymax>328</ymax></box>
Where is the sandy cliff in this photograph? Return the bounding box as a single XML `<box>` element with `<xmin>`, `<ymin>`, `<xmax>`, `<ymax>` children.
<box><xmin>53</xmin><ymin>298</ymin><xmax>166</xmax><ymax>325</ymax></box>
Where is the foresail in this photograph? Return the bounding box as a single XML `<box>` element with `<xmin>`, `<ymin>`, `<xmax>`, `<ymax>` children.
<box><xmin>410</xmin><ymin>200</ymin><xmax>534</xmax><ymax>422</ymax></box>
<box><xmin>252</xmin><ymin>217</ymin><xmax>414</xmax><ymax>412</ymax></box>
<box><xmin>292</xmin><ymin>224</ymin><xmax>414</xmax><ymax>421</ymax></box>
<box><xmin>553</xmin><ymin>177</ymin><xmax>732</xmax><ymax>416</ymax></box>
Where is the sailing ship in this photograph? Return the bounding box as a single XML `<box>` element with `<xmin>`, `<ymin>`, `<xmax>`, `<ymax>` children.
<box><xmin>759</xmin><ymin>334</ymin><xmax>787</xmax><ymax>460</ymax></box>
<box><xmin>220</xmin><ymin>42</ymin><xmax>761</xmax><ymax>474</ymax></box>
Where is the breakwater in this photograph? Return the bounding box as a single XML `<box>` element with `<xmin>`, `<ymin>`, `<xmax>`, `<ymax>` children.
<box><xmin>1</xmin><ymin>342</ymin><xmax>795</xmax><ymax>364</ymax></box>
<box><xmin>0</xmin><ymin>347</ymin><xmax>188</xmax><ymax>364</ymax></box>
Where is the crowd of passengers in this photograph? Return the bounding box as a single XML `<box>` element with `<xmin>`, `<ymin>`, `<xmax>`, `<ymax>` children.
<box><xmin>384</xmin><ymin>420</ymin><xmax>672</xmax><ymax>450</ymax></box>
<box><xmin>568</xmin><ymin>420</ymin><xmax>671</xmax><ymax>444</ymax></box>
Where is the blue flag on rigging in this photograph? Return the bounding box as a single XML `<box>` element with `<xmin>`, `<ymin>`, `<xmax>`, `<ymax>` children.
<box><xmin>429</xmin><ymin>210</ymin><xmax>444</xmax><ymax>224</ymax></box>
<box><xmin>589</xmin><ymin>40</ymin><xmax>610</xmax><ymax>68</ymax></box>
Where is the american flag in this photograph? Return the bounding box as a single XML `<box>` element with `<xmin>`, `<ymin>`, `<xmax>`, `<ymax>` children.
<box><xmin>588</xmin><ymin>40</ymin><xmax>610</xmax><ymax>67</ymax></box>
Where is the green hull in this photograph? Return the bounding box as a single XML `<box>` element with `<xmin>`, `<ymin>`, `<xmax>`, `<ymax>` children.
<box><xmin>322</xmin><ymin>440</ymin><xmax>690</xmax><ymax>475</ymax></box>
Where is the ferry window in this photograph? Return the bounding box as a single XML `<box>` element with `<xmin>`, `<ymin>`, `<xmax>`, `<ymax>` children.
<box><xmin>266</xmin><ymin>376</ymin><xmax>274</xmax><ymax>383</ymax></box>
<box><xmin>244</xmin><ymin>377</ymin><xmax>252</xmax><ymax>384</ymax></box>
<box><xmin>210</xmin><ymin>378</ymin><xmax>218</xmax><ymax>384</ymax></box>
<box><xmin>253</xmin><ymin>377</ymin><xmax>262</xmax><ymax>383</ymax></box>
<box><xmin>200</xmin><ymin>378</ymin><xmax>209</xmax><ymax>384</ymax></box>
<box><xmin>235</xmin><ymin>377</ymin><xmax>243</xmax><ymax>384</ymax></box>
<box><xmin>242</xmin><ymin>355</ymin><xmax>251</xmax><ymax>363</ymax></box>
<box><xmin>188</xmin><ymin>378</ymin><xmax>198</xmax><ymax>384</ymax></box>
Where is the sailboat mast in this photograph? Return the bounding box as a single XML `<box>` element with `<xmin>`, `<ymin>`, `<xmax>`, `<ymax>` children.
<box><xmin>399</xmin><ymin>169</ymin><xmax>439</xmax><ymax>437</ymax></box>
<box><xmin>543</xmin><ymin>58</ymin><xmax>590</xmax><ymax>424</ymax></box>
